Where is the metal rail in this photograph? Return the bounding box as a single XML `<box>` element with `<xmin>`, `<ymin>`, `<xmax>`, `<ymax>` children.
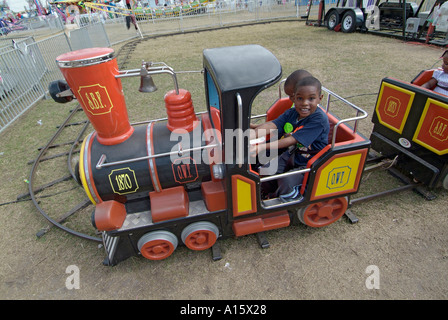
<box><xmin>252</xmin><ymin>78</ymin><xmax>369</xmax><ymax>149</ymax></box>
<box><xmin>96</xmin><ymin>142</ymin><xmax>219</xmax><ymax>170</ymax></box>
<box><xmin>322</xmin><ymin>86</ymin><xmax>369</xmax><ymax>148</ymax></box>
<box><xmin>28</xmin><ymin>104</ymin><xmax>101</xmax><ymax>243</ymax></box>
<box><xmin>116</xmin><ymin>61</ymin><xmax>180</xmax><ymax>95</ymax></box>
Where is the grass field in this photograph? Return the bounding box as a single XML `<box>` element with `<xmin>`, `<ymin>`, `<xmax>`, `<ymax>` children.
<box><xmin>1</xmin><ymin>20</ymin><xmax>447</xmax><ymax>300</ymax></box>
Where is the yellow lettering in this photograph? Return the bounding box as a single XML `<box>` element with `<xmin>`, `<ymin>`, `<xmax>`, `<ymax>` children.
<box><xmin>95</xmin><ymin>91</ymin><xmax>106</xmax><ymax>109</ymax></box>
<box><xmin>387</xmin><ymin>101</ymin><xmax>397</xmax><ymax>113</ymax></box>
<box><xmin>85</xmin><ymin>91</ymin><xmax>107</xmax><ymax>110</ymax></box>
<box><xmin>115</xmin><ymin>173</ymin><xmax>132</xmax><ymax>191</ymax></box>
<box><xmin>433</xmin><ymin>121</ymin><xmax>447</xmax><ymax>137</ymax></box>
<box><xmin>85</xmin><ymin>92</ymin><xmax>94</xmax><ymax>110</ymax></box>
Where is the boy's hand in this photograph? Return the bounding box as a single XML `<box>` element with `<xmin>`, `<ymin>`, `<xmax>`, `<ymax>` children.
<box><xmin>249</xmin><ymin>123</ymin><xmax>258</xmax><ymax>129</ymax></box>
<box><xmin>249</xmin><ymin>140</ymin><xmax>266</xmax><ymax>158</ymax></box>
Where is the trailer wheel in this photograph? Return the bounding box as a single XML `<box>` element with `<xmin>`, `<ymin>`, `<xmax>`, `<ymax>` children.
<box><xmin>297</xmin><ymin>197</ymin><xmax>348</xmax><ymax>227</ymax></box>
<box><xmin>326</xmin><ymin>11</ymin><xmax>340</xmax><ymax>30</ymax></box>
<box><xmin>137</xmin><ymin>230</ymin><xmax>178</xmax><ymax>260</ymax></box>
<box><xmin>181</xmin><ymin>221</ymin><xmax>219</xmax><ymax>251</ymax></box>
<box><xmin>341</xmin><ymin>10</ymin><xmax>357</xmax><ymax>33</ymax></box>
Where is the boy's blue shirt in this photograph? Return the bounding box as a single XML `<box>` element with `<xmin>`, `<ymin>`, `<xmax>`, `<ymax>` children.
<box><xmin>272</xmin><ymin>106</ymin><xmax>330</xmax><ymax>166</ymax></box>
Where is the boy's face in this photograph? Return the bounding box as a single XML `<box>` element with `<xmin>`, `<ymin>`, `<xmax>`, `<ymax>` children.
<box><xmin>294</xmin><ymin>85</ymin><xmax>323</xmax><ymax>118</ymax></box>
<box><xmin>442</xmin><ymin>56</ymin><xmax>448</xmax><ymax>73</ymax></box>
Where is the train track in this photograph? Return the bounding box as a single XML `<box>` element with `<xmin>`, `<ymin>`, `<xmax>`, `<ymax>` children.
<box><xmin>116</xmin><ymin>39</ymin><xmax>142</xmax><ymax>70</ymax></box>
<box><xmin>26</xmin><ymin>104</ymin><xmax>100</xmax><ymax>242</ymax></box>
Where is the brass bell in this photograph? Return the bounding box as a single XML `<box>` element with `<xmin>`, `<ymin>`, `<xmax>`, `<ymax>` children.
<box><xmin>139</xmin><ymin>61</ymin><xmax>157</xmax><ymax>93</ymax></box>
<box><xmin>139</xmin><ymin>74</ymin><xmax>157</xmax><ymax>93</ymax></box>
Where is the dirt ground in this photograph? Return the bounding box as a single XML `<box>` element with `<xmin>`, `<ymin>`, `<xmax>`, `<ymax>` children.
<box><xmin>2</xmin><ymin>185</ymin><xmax>447</xmax><ymax>301</ymax></box>
<box><xmin>1</xmin><ymin>21</ymin><xmax>447</xmax><ymax>303</ymax></box>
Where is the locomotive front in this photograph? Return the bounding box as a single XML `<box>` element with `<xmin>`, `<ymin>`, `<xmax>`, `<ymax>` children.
<box><xmin>55</xmin><ymin>48</ymin><xmax>215</xmax><ymax>231</ymax></box>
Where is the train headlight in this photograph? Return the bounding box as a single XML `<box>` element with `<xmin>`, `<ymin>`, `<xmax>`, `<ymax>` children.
<box><xmin>212</xmin><ymin>164</ymin><xmax>224</xmax><ymax>180</ymax></box>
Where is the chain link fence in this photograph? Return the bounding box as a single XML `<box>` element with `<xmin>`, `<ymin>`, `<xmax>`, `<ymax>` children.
<box><xmin>0</xmin><ymin>0</ymin><xmax>322</xmax><ymax>134</ymax></box>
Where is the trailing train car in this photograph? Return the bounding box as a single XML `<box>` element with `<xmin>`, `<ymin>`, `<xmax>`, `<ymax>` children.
<box><xmin>370</xmin><ymin>69</ymin><xmax>448</xmax><ymax>191</ymax></box>
<box><xmin>49</xmin><ymin>45</ymin><xmax>378</xmax><ymax>266</ymax></box>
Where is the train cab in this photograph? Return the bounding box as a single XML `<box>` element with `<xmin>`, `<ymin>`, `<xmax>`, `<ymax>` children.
<box><xmin>203</xmin><ymin>45</ymin><xmax>371</xmax><ymax>232</ymax></box>
<box><xmin>257</xmin><ymin>86</ymin><xmax>371</xmax><ymax>227</ymax></box>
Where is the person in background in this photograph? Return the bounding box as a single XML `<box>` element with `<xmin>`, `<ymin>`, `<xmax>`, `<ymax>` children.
<box><xmin>422</xmin><ymin>50</ymin><xmax>448</xmax><ymax>96</ymax></box>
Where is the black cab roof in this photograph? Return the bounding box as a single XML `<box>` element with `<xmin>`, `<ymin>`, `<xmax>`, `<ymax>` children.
<box><xmin>203</xmin><ymin>44</ymin><xmax>282</xmax><ymax>95</ymax></box>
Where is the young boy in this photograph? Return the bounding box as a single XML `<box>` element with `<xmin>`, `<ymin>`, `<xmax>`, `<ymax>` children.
<box><xmin>250</xmin><ymin>69</ymin><xmax>312</xmax><ymax>129</ymax></box>
<box><xmin>422</xmin><ymin>50</ymin><xmax>448</xmax><ymax>96</ymax></box>
<box><xmin>252</xmin><ymin>76</ymin><xmax>329</xmax><ymax>202</ymax></box>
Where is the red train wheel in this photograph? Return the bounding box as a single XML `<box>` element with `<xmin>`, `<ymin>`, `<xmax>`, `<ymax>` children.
<box><xmin>181</xmin><ymin>221</ymin><xmax>219</xmax><ymax>251</ymax></box>
<box><xmin>137</xmin><ymin>231</ymin><xmax>178</xmax><ymax>260</ymax></box>
<box><xmin>297</xmin><ymin>197</ymin><xmax>348</xmax><ymax>228</ymax></box>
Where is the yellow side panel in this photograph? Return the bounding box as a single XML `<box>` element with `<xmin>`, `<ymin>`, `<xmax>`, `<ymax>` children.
<box><xmin>412</xmin><ymin>98</ymin><xmax>448</xmax><ymax>155</ymax></box>
<box><xmin>236</xmin><ymin>179</ymin><xmax>252</xmax><ymax>213</ymax></box>
<box><xmin>375</xmin><ymin>82</ymin><xmax>414</xmax><ymax>134</ymax></box>
<box><xmin>232</xmin><ymin>174</ymin><xmax>256</xmax><ymax>216</ymax></box>
<box><xmin>314</xmin><ymin>153</ymin><xmax>362</xmax><ymax>198</ymax></box>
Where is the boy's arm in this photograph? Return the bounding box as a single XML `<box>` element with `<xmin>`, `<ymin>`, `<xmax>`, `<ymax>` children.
<box><xmin>253</xmin><ymin>121</ymin><xmax>277</xmax><ymax>138</ymax></box>
<box><xmin>255</xmin><ymin>135</ymin><xmax>297</xmax><ymax>155</ymax></box>
<box><xmin>421</xmin><ymin>78</ymin><xmax>437</xmax><ymax>90</ymax></box>
<box><xmin>268</xmin><ymin>135</ymin><xmax>297</xmax><ymax>150</ymax></box>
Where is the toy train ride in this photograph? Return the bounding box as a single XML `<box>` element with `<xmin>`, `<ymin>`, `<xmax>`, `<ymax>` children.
<box><xmin>48</xmin><ymin>45</ymin><xmax>448</xmax><ymax>266</ymax></box>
